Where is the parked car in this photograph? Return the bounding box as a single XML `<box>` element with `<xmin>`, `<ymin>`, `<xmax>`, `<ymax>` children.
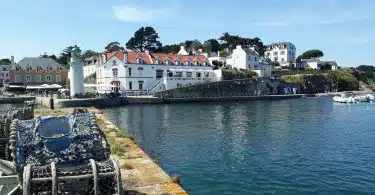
<box><xmin>2</xmin><ymin>92</ymin><xmax>15</xmax><ymax>97</ymax></box>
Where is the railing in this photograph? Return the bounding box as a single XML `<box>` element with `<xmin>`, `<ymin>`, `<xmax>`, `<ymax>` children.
<box><xmin>148</xmin><ymin>78</ymin><xmax>164</xmax><ymax>94</ymax></box>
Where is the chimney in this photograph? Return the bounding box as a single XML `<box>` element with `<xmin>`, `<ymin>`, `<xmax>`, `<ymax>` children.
<box><xmin>217</xmin><ymin>50</ymin><xmax>220</xmax><ymax>57</ymax></box>
<box><xmin>198</xmin><ymin>49</ymin><xmax>203</xmax><ymax>53</ymax></box>
<box><xmin>124</xmin><ymin>51</ymin><xmax>128</xmax><ymax>64</ymax></box>
<box><xmin>145</xmin><ymin>49</ymin><xmax>150</xmax><ymax>55</ymax></box>
<box><xmin>11</xmin><ymin>56</ymin><xmax>14</xmax><ymax>64</ymax></box>
<box><xmin>236</xmin><ymin>45</ymin><xmax>242</xmax><ymax>49</ymax></box>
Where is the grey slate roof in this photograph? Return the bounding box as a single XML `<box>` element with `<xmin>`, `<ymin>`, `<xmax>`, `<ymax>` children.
<box><xmin>17</xmin><ymin>57</ymin><xmax>65</xmax><ymax>70</ymax></box>
<box><xmin>243</xmin><ymin>48</ymin><xmax>260</xmax><ymax>56</ymax></box>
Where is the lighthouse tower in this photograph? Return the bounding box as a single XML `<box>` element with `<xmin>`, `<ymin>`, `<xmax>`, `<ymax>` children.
<box><xmin>69</xmin><ymin>45</ymin><xmax>85</xmax><ymax>97</ymax></box>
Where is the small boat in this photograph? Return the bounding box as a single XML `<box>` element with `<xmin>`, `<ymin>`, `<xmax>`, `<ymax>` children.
<box><xmin>333</xmin><ymin>93</ymin><xmax>359</xmax><ymax>103</ymax></box>
<box><xmin>354</xmin><ymin>94</ymin><xmax>375</xmax><ymax>102</ymax></box>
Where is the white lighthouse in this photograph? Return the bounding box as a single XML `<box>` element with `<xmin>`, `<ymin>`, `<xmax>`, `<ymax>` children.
<box><xmin>69</xmin><ymin>45</ymin><xmax>85</xmax><ymax>97</ymax></box>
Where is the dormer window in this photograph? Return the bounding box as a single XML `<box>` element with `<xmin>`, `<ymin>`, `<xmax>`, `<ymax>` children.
<box><xmin>37</xmin><ymin>66</ymin><xmax>42</xmax><ymax>72</ymax></box>
<box><xmin>186</xmin><ymin>59</ymin><xmax>191</xmax><ymax>66</ymax></box>
<box><xmin>112</xmin><ymin>60</ymin><xmax>117</xmax><ymax>66</ymax></box>
<box><xmin>204</xmin><ymin>61</ymin><xmax>209</xmax><ymax>66</ymax></box>
<box><xmin>137</xmin><ymin>57</ymin><xmax>143</xmax><ymax>64</ymax></box>
<box><xmin>176</xmin><ymin>59</ymin><xmax>182</xmax><ymax>65</ymax></box>
<box><xmin>166</xmin><ymin>58</ymin><xmax>171</xmax><ymax>65</ymax></box>
<box><xmin>16</xmin><ymin>66</ymin><xmax>21</xmax><ymax>71</ymax></box>
<box><xmin>47</xmin><ymin>66</ymin><xmax>52</xmax><ymax>72</ymax></box>
<box><xmin>155</xmin><ymin>58</ymin><xmax>162</xmax><ymax>65</ymax></box>
<box><xmin>195</xmin><ymin>61</ymin><xmax>200</xmax><ymax>66</ymax></box>
<box><xmin>26</xmin><ymin>66</ymin><xmax>32</xmax><ymax>72</ymax></box>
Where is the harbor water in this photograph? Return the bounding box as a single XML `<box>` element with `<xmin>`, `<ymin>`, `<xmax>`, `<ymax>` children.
<box><xmin>103</xmin><ymin>97</ymin><xmax>375</xmax><ymax>194</ymax></box>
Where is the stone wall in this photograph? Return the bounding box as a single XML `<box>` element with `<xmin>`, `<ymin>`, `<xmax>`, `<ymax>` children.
<box><xmin>0</xmin><ymin>96</ymin><xmax>35</xmax><ymax>104</ymax></box>
<box><xmin>155</xmin><ymin>78</ymin><xmax>298</xmax><ymax>98</ymax></box>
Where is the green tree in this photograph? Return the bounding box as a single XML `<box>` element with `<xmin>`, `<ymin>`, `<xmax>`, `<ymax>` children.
<box><xmin>82</xmin><ymin>50</ymin><xmax>100</xmax><ymax>59</ymax></box>
<box><xmin>126</xmin><ymin>26</ymin><xmax>162</xmax><ymax>52</ymax></box>
<box><xmin>0</xmin><ymin>58</ymin><xmax>11</xmax><ymax>65</ymax></box>
<box><xmin>327</xmin><ymin>69</ymin><xmax>359</xmax><ymax>91</ymax></box>
<box><xmin>105</xmin><ymin>42</ymin><xmax>124</xmax><ymax>52</ymax></box>
<box><xmin>40</xmin><ymin>53</ymin><xmax>57</xmax><ymax>60</ymax></box>
<box><xmin>158</xmin><ymin>44</ymin><xmax>180</xmax><ymax>53</ymax></box>
<box><xmin>300</xmin><ymin>49</ymin><xmax>324</xmax><ymax>59</ymax></box>
<box><xmin>190</xmin><ymin>39</ymin><xmax>202</xmax><ymax>50</ymax></box>
<box><xmin>212</xmin><ymin>60</ymin><xmax>225</xmax><ymax>69</ymax></box>
<box><xmin>56</xmin><ymin>46</ymin><xmax>74</xmax><ymax>67</ymax></box>
<box><xmin>218</xmin><ymin>32</ymin><xmax>265</xmax><ymax>56</ymax></box>
<box><xmin>203</xmin><ymin>39</ymin><xmax>220</xmax><ymax>52</ymax></box>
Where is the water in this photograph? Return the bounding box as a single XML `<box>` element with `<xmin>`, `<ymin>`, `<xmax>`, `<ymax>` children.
<box><xmin>103</xmin><ymin>97</ymin><xmax>375</xmax><ymax>194</ymax></box>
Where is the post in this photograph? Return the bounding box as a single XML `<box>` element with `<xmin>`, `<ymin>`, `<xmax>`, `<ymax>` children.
<box><xmin>50</xmin><ymin>98</ymin><xmax>54</xmax><ymax>110</ymax></box>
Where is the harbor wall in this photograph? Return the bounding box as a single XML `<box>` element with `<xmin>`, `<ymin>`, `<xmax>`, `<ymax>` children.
<box><xmin>154</xmin><ymin>78</ymin><xmax>299</xmax><ymax>99</ymax></box>
<box><xmin>0</xmin><ymin>96</ymin><xmax>35</xmax><ymax>104</ymax></box>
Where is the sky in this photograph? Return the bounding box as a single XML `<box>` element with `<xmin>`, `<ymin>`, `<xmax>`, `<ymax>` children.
<box><xmin>0</xmin><ymin>0</ymin><xmax>374</xmax><ymax>66</ymax></box>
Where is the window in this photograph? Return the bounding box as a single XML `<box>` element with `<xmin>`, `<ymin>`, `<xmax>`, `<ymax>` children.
<box><xmin>249</xmin><ymin>64</ymin><xmax>252</xmax><ymax>69</ymax></box>
<box><xmin>46</xmin><ymin>75</ymin><xmax>52</xmax><ymax>82</ymax></box>
<box><xmin>166</xmin><ymin>59</ymin><xmax>171</xmax><ymax>65</ymax></box>
<box><xmin>112</xmin><ymin>68</ymin><xmax>118</xmax><ymax>78</ymax></box>
<box><xmin>273</xmin><ymin>52</ymin><xmax>277</xmax><ymax>56</ymax></box>
<box><xmin>195</xmin><ymin>61</ymin><xmax>200</xmax><ymax>66</ymax></box>
<box><xmin>267</xmin><ymin>52</ymin><xmax>270</xmax><ymax>56</ymax></box>
<box><xmin>26</xmin><ymin>66</ymin><xmax>32</xmax><ymax>72</ymax></box>
<box><xmin>138</xmin><ymin>81</ymin><xmax>144</xmax><ymax>90</ymax></box>
<box><xmin>112</xmin><ymin>60</ymin><xmax>117</xmax><ymax>66</ymax></box>
<box><xmin>274</xmin><ymin>57</ymin><xmax>278</xmax><ymax>62</ymax></box>
<box><xmin>254</xmin><ymin>65</ymin><xmax>259</xmax><ymax>69</ymax></box>
<box><xmin>156</xmin><ymin>69</ymin><xmax>163</xmax><ymax>78</ymax></box>
<box><xmin>186</xmin><ymin>60</ymin><xmax>191</xmax><ymax>66</ymax></box>
<box><xmin>47</xmin><ymin>66</ymin><xmax>52</xmax><ymax>72</ymax></box>
<box><xmin>137</xmin><ymin>57</ymin><xmax>143</xmax><ymax>64</ymax></box>
<box><xmin>205</xmin><ymin>72</ymin><xmax>209</xmax><ymax>77</ymax></box>
<box><xmin>280</xmin><ymin>51</ymin><xmax>285</xmax><ymax>55</ymax></box>
<box><xmin>15</xmin><ymin>75</ymin><xmax>21</xmax><ymax>82</ymax></box>
<box><xmin>156</xmin><ymin>59</ymin><xmax>162</xmax><ymax>64</ymax></box>
<box><xmin>204</xmin><ymin>61</ymin><xmax>209</xmax><ymax>66</ymax></box>
<box><xmin>16</xmin><ymin>66</ymin><xmax>21</xmax><ymax>71</ymax></box>
<box><xmin>129</xmin><ymin>81</ymin><xmax>132</xmax><ymax>90</ymax></box>
<box><xmin>36</xmin><ymin>75</ymin><xmax>41</xmax><ymax>82</ymax></box>
<box><xmin>254</xmin><ymin>57</ymin><xmax>257</xmax><ymax>61</ymax></box>
<box><xmin>5</xmin><ymin>73</ymin><xmax>8</xmax><ymax>77</ymax></box>
<box><xmin>138</xmin><ymin>67</ymin><xmax>143</xmax><ymax>76</ymax></box>
<box><xmin>186</xmin><ymin>72</ymin><xmax>192</xmax><ymax>77</ymax></box>
<box><xmin>128</xmin><ymin>68</ymin><xmax>132</xmax><ymax>77</ymax></box>
<box><xmin>25</xmin><ymin>75</ymin><xmax>32</xmax><ymax>82</ymax></box>
<box><xmin>196</xmin><ymin>72</ymin><xmax>201</xmax><ymax>77</ymax></box>
<box><xmin>175</xmin><ymin>72</ymin><xmax>182</xmax><ymax>77</ymax></box>
<box><xmin>2</xmin><ymin>67</ymin><xmax>5</xmax><ymax>71</ymax></box>
<box><xmin>281</xmin><ymin>58</ymin><xmax>285</xmax><ymax>62</ymax></box>
<box><xmin>248</xmin><ymin>56</ymin><xmax>251</xmax><ymax>61</ymax></box>
<box><xmin>176</xmin><ymin>60</ymin><xmax>181</xmax><ymax>65</ymax></box>
<box><xmin>56</xmin><ymin>75</ymin><xmax>61</xmax><ymax>82</ymax></box>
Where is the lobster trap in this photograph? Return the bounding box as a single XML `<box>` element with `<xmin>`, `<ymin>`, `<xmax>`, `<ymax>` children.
<box><xmin>8</xmin><ymin>112</ymin><xmax>122</xmax><ymax>195</ymax></box>
<box><xmin>0</xmin><ymin>107</ymin><xmax>34</xmax><ymax>160</ymax></box>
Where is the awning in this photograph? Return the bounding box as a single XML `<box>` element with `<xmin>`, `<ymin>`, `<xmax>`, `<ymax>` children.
<box><xmin>8</xmin><ymin>85</ymin><xmax>26</xmax><ymax>88</ymax></box>
<box><xmin>26</xmin><ymin>84</ymin><xmax>63</xmax><ymax>89</ymax></box>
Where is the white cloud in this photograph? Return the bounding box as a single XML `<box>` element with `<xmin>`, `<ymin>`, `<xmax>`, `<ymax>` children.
<box><xmin>112</xmin><ymin>5</ymin><xmax>170</xmax><ymax>22</ymax></box>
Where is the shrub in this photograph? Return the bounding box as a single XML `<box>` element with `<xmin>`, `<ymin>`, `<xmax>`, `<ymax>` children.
<box><xmin>327</xmin><ymin>69</ymin><xmax>359</xmax><ymax>91</ymax></box>
<box><xmin>111</xmin><ymin>142</ymin><xmax>125</xmax><ymax>156</ymax></box>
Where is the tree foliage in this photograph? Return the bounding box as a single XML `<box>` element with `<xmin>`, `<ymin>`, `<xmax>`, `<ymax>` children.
<box><xmin>126</xmin><ymin>26</ymin><xmax>162</xmax><ymax>52</ymax></box>
<box><xmin>158</xmin><ymin>44</ymin><xmax>180</xmax><ymax>53</ymax></box>
<box><xmin>218</xmin><ymin>33</ymin><xmax>265</xmax><ymax>56</ymax></box>
<box><xmin>82</xmin><ymin>50</ymin><xmax>100</xmax><ymax>59</ymax></box>
<box><xmin>203</xmin><ymin>39</ymin><xmax>220</xmax><ymax>53</ymax></box>
<box><xmin>56</xmin><ymin>46</ymin><xmax>74</xmax><ymax>67</ymax></box>
<box><xmin>40</xmin><ymin>53</ymin><xmax>57</xmax><ymax>60</ymax></box>
<box><xmin>327</xmin><ymin>69</ymin><xmax>359</xmax><ymax>91</ymax></box>
<box><xmin>222</xmin><ymin>67</ymin><xmax>258</xmax><ymax>80</ymax></box>
<box><xmin>300</xmin><ymin>49</ymin><xmax>324</xmax><ymax>59</ymax></box>
<box><xmin>0</xmin><ymin>58</ymin><xmax>11</xmax><ymax>65</ymax></box>
<box><xmin>105</xmin><ymin>42</ymin><xmax>124</xmax><ymax>52</ymax></box>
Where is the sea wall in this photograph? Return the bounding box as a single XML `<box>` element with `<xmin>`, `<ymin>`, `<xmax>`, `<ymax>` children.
<box><xmin>0</xmin><ymin>96</ymin><xmax>35</xmax><ymax>104</ymax></box>
<box><xmin>155</xmin><ymin>78</ymin><xmax>299</xmax><ymax>98</ymax></box>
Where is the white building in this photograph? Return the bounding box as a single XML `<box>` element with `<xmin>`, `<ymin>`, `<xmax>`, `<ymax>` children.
<box><xmin>298</xmin><ymin>58</ymin><xmax>338</xmax><ymax>70</ymax></box>
<box><xmin>95</xmin><ymin>50</ymin><xmax>222</xmax><ymax>95</ymax></box>
<box><xmin>0</xmin><ymin>56</ymin><xmax>14</xmax><ymax>84</ymax></box>
<box><xmin>225</xmin><ymin>45</ymin><xmax>272</xmax><ymax>77</ymax></box>
<box><xmin>265</xmin><ymin>42</ymin><xmax>296</xmax><ymax>67</ymax></box>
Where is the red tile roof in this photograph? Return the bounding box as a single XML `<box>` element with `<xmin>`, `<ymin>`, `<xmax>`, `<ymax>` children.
<box><xmin>103</xmin><ymin>51</ymin><xmax>209</xmax><ymax>66</ymax></box>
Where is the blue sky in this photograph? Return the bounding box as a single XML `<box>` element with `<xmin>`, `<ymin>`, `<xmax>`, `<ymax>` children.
<box><xmin>0</xmin><ymin>0</ymin><xmax>374</xmax><ymax>66</ymax></box>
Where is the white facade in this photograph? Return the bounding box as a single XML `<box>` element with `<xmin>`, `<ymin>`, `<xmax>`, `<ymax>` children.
<box><xmin>95</xmin><ymin>51</ymin><xmax>222</xmax><ymax>95</ymax></box>
<box><xmin>299</xmin><ymin>58</ymin><xmax>338</xmax><ymax>70</ymax></box>
<box><xmin>69</xmin><ymin>46</ymin><xmax>85</xmax><ymax>96</ymax></box>
<box><xmin>226</xmin><ymin>45</ymin><xmax>271</xmax><ymax>77</ymax></box>
<box><xmin>265</xmin><ymin>42</ymin><xmax>296</xmax><ymax>67</ymax></box>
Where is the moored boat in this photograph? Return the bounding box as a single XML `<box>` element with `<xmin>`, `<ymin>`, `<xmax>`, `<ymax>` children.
<box><xmin>354</xmin><ymin>94</ymin><xmax>375</xmax><ymax>102</ymax></box>
<box><xmin>333</xmin><ymin>93</ymin><xmax>359</xmax><ymax>103</ymax></box>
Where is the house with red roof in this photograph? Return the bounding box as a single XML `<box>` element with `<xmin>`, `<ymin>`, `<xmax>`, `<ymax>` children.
<box><xmin>93</xmin><ymin>50</ymin><xmax>222</xmax><ymax>95</ymax></box>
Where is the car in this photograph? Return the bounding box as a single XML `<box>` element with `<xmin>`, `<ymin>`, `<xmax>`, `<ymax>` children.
<box><xmin>3</xmin><ymin>92</ymin><xmax>15</xmax><ymax>97</ymax></box>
